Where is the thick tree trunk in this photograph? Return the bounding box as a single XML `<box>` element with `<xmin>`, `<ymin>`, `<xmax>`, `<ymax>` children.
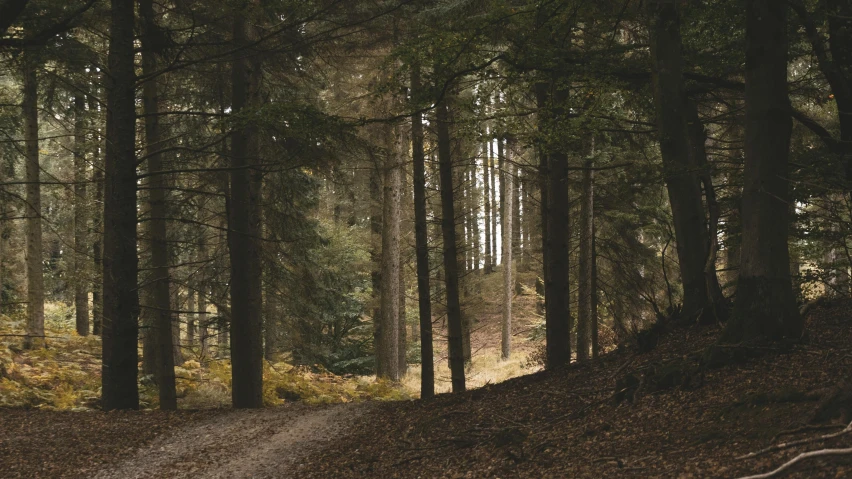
<box><xmin>228</xmin><ymin>13</ymin><xmax>264</xmax><ymax>408</ymax></box>
<box><xmin>378</xmin><ymin>158</ymin><xmax>401</xmax><ymax>381</ymax></box>
<box><xmin>73</xmin><ymin>95</ymin><xmax>89</xmax><ymax>337</ymax></box>
<box><xmin>22</xmin><ymin>53</ymin><xmax>44</xmax><ymax>350</ymax></box>
<box><xmin>648</xmin><ymin>0</ymin><xmax>714</xmax><ymax>321</ymax></box>
<box><xmin>724</xmin><ymin>0</ymin><xmax>803</xmax><ymax>342</ymax></box>
<box><xmin>101</xmin><ymin>0</ymin><xmax>140</xmax><ymax>410</ymax></box>
<box><xmin>577</xmin><ymin>158</ymin><xmax>594</xmax><ymax>362</ymax></box>
<box><xmin>501</xmin><ymin>149</ymin><xmax>514</xmax><ymax>360</ymax></box>
<box><xmin>541</xmin><ymin>84</ymin><xmax>572</xmax><ymax>369</ymax></box>
<box><xmin>411</xmin><ymin>64</ymin><xmax>434</xmax><ymax>398</ymax></box>
<box><xmin>141</xmin><ymin>0</ymin><xmax>177</xmax><ymax>409</ymax></box>
<box><xmin>436</xmin><ymin>97</ymin><xmax>466</xmax><ymax>393</ymax></box>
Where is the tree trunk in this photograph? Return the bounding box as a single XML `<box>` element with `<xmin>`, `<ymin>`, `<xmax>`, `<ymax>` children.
<box><xmin>501</xmin><ymin>146</ymin><xmax>514</xmax><ymax>360</ymax></box>
<box><xmin>397</xmin><ymin>130</ymin><xmax>409</xmax><ymax>377</ymax></box>
<box><xmin>370</xmin><ymin>165</ymin><xmax>384</xmax><ymax>377</ymax></box>
<box><xmin>198</xmin><ymin>239</ymin><xmax>209</xmax><ymax>361</ymax></box>
<box><xmin>490</xmin><ymin>138</ymin><xmax>498</xmax><ymax>271</ymax></box>
<box><xmin>73</xmin><ymin>95</ymin><xmax>89</xmax><ymax>337</ymax></box>
<box><xmin>101</xmin><ymin>0</ymin><xmax>140</xmax><ymax>410</ymax></box>
<box><xmin>542</xmin><ymin>84</ymin><xmax>572</xmax><ymax>369</ymax></box>
<box><xmin>522</xmin><ymin>169</ymin><xmax>533</xmax><ymax>271</ymax></box>
<box><xmin>512</xmin><ymin>150</ymin><xmax>521</xmax><ymax>268</ymax></box>
<box><xmin>436</xmin><ymin>96</ymin><xmax>466</xmax><ymax>393</ymax></box>
<box><xmin>228</xmin><ymin>12</ymin><xmax>264</xmax><ymax>408</ymax></box>
<box><xmin>686</xmin><ymin>99</ymin><xmax>727</xmax><ymax>321</ymax></box>
<box><xmin>378</xmin><ymin>157</ymin><xmax>401</xmax><ymax>381</ymax></box>
<box><xmin>648</xmin><ymin>0</ymin><xmax>714</xmax><ymax>321</ymax></box>
<box><xmin>90</xmin><ymin>96</ymin><xmax>103</xmax><ymax>336</ymax></box>
<box><xmin>577</xmin><ymin>156</ymin><xmax>594</xmax><ymax>362</ymax></box>
<box><xmin>141</xmin><ymin>0</ymin><xmax>177</xmax><ymax>409</ymax></box>
<box><xmin>591</xmin><ymin>220</ymin><xmax>599</xmax><ymax>359</ymax></box>
<box><xmin>724</xmin><ymin>0</ymin><xmax>802</xmax><ymax>342</ymax></box>
<box><xmin>411</xmin><ymin>64</ymin><xmax>434</xmax><ymax>398</ymax></box>
<box><xmin>22</xmin><ymin>53</ymin><xmax>44</xmax><ymax>350</ymax></box>
<box><xmin>263</xmin><ymin>282</ymin><xmax>276</xmax><ymax>360</ymax></box>
<box><xmin>483</xmin><ymin>138</ymin><xmax>493</xmax><ymax>274</ymax></box>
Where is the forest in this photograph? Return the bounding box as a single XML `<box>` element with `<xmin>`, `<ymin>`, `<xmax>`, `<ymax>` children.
<box><xmin>1</xmin><ymin>0</ymin><xmax>851</xmax><ymax>477</ymax></box>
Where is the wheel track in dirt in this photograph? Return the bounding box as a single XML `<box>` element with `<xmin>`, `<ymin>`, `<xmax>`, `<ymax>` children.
<box><xmin>94</xmin><ymin>402</ymin><xmax>371</xmax><ymax>479</ymax></box>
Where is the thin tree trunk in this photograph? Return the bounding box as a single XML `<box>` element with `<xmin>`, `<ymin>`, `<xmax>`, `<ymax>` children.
<box><xmin>411</xmin><ymin>64</ymin><xmax>434</xmax><ymax>397</ymax></box>
<box><xmin>484</xmin><ymin>137</ymin><xmax>493</xmax><ymax>274</ymax></box>
<box><xmin>22</xmin><ymin>53</ymin><xmax>44</xmax><ymax>350</ymax></box>
<box><xmin>436</xmin><ymin>96</ymin><xmax>465</xmax><ymax>393</ymax></box>
<box><xmin>577</xmin><ymin>156</ymin><xmax>594</xmax><ymax>362</ymax></box>
<box><xmin>591</xmin><ymin>220</ymin><xmax>599</xmax><ymax>359</ymax></box>
<box><xmin>490</xmin><ymin>138</ymin><xmax>498</xmax><ymax>271</ymax></box>
<box><xmin>228</xmin><ymin>12</ymin><xmax>264</xmax><ymax>408</ymax></box>
<box><xmin>198</xmin><ymin>239</ymin><xmax>209</xmax><ymax>361</ymax></box>
<box><xmin>686</xmin><ymin>99</ymin><xmax>726</xmax><ymax>320</ymax></box>
<box><xmin>512</xmin><ymin>150</ymin><xmax>521</xmax><ymax>268</ymax></box>
<box><xmin>724</xmin><ymin>0</ymin><xmax>802</xmax><ymax>342</ymax></box>
<box><xmin>141</xmin><ymin>0</ymin><xmax>177</xmax><ymax>409</ymax></box>
<box><xmin>398</xmin><ymin>161</ymin><xmax>408</xmax><ymax>376</ymax></box>
<box><xmin>187</xmin><ymin>290</ymin><xmax>196</xmax><ymax>347</ymax></box>
<box><xmin>263</xmin><ymin>282</ymin><xmax>275</xmax><ymax>360</ymax></box>
<box><xmin>501</xmin><ymin>146</ymin><xmax>514</xmax><ymax>360</ymax></box>
<box><xmin>378</xmin><ymin>156</ymin><xmax>401</xmax><ymax>381</ymax></box>
<box><xmin>522</xmin><ymin>169</ymin><xmax>533</xmax><ymax>271</ymax></box>
<box><xmin>370</xmin><ymin>165</ymin><xmax>384</xmax><ymax>377</ymax></box>
<box><xmin>101</xmin><ymin>0</ymin><xmax>140</xmax><ymax>410</ymax></box>
<box><xmin>90</xmin><ymin>96</ymin><xmax>103</xmax><ymax>336</ymax></box>
<box><xmin>73</xmin><ymin>95</ymin><xmax>89</xmax><ymax>336</ymax></box>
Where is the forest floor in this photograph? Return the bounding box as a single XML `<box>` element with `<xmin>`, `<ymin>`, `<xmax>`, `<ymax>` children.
<box><xmin>2</xmin><ymin>297</ymin><xmax>851</xmax><ymax>478</ymax></box>
<box><xmin>295</xmin><ymin>298</ymin><xmax>852</xmax><ymax>479</ymax></box>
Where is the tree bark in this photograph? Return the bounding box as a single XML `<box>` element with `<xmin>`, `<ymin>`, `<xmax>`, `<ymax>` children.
<box><xmin>90</xmin><ymin>95</ymin><xmax>103</xmax><ymax>336</ymax></box>
<box><xmin>541</xmin><ymin>84</ymin><xmax>572</xmax><ymax>369</ymax></box>
<box><xmin>140</xmin><ymin>0</ymin><xmax>177</xmax><ymax>410</ymax></box>
<box><xmin>724</xmin><ymin>0</ymin><xmax>803</xmax><ymax>342</ymax></box>
<box><xmin>411</xmin><ymin>64</ymin><xmax>434</xmax><ymax>397</ymax></box>
<box><xmin>228</xmin><ymin>12</ymin><xmax>264</xmax><ymax>408</ymax></box>
<box><xmin>490</xmin><ymin>137</ymin><xmax>498</xmax><ymax>271</ymax></box>
<box><xmin>101</xmin><ymin>0</ymin><xmax>140</xmax><ymax>410</ymax></box>
<box><xmin>22</xmin><ymin>52</ymin><xmax>44</xmax><ymax>350</ymax></box>
<box><xmin>647</xmin><ymin>0</ymin><xmax>714</xmax><ymax>321</ymax></box>
<box><xmin>436</xmin><ymin>96</ymin><xmax>466</xmax><ymax>393</ymax></box>
<box><xmin>370</xmin><ymin>165</ymin><xmax>384</xmax><ymax>377</ymax></box>
<box><xmin>501</xmin><ymin>145</ymin><xmax>514</xmax><ymax>360</ymax></box>
<box><xmin>484</xmin><ymin>137</ymin><xmax>493</xmax><ymax>274</ymax></box>
<box><xmin>577</xmin><ymin>157</ymin><xmax>594</xmax><ymax>362</ymax></box>
<box><xmin>378</xmin><ymin>154</ymin><xmax>401</xmax><ymax>381</ymax></box>
<box><xmin>73</xmin><ymin>95</ymin><xmax>89</xmax><ymax>337</ymax></box>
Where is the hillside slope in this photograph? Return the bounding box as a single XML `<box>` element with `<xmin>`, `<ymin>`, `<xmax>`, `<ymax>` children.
<box><xmin>299</xmin><ymin>299</ymin><xmax>852</xmax><ymax>478</ymax></box>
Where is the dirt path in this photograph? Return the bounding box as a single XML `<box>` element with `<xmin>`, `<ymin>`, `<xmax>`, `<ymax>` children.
<box><xmin>94</xmin><ymin>402</ymin><xmax>371</xmax><ymax>479</ymax></box>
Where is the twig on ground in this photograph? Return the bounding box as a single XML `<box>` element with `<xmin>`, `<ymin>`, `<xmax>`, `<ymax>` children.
<box><xmin>736</xmin><ymin>420</ymin><xmax>852</xmax><ymax>460</ymax></box>
<box><xmin>771</xmin><ymin>424</ymin><xmax>845</xmax><ymax>443</ymax></box>
<box><xmin>736</xmin><ymin>447</ymin><xmax>852</xmax><ymax>479</ymax></box>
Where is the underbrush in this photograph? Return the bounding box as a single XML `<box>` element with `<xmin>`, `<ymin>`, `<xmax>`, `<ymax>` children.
<box><xmin>1</xmin><ymin>311</ymin><xmax>409</xmax><ymax>410</ymax></box>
